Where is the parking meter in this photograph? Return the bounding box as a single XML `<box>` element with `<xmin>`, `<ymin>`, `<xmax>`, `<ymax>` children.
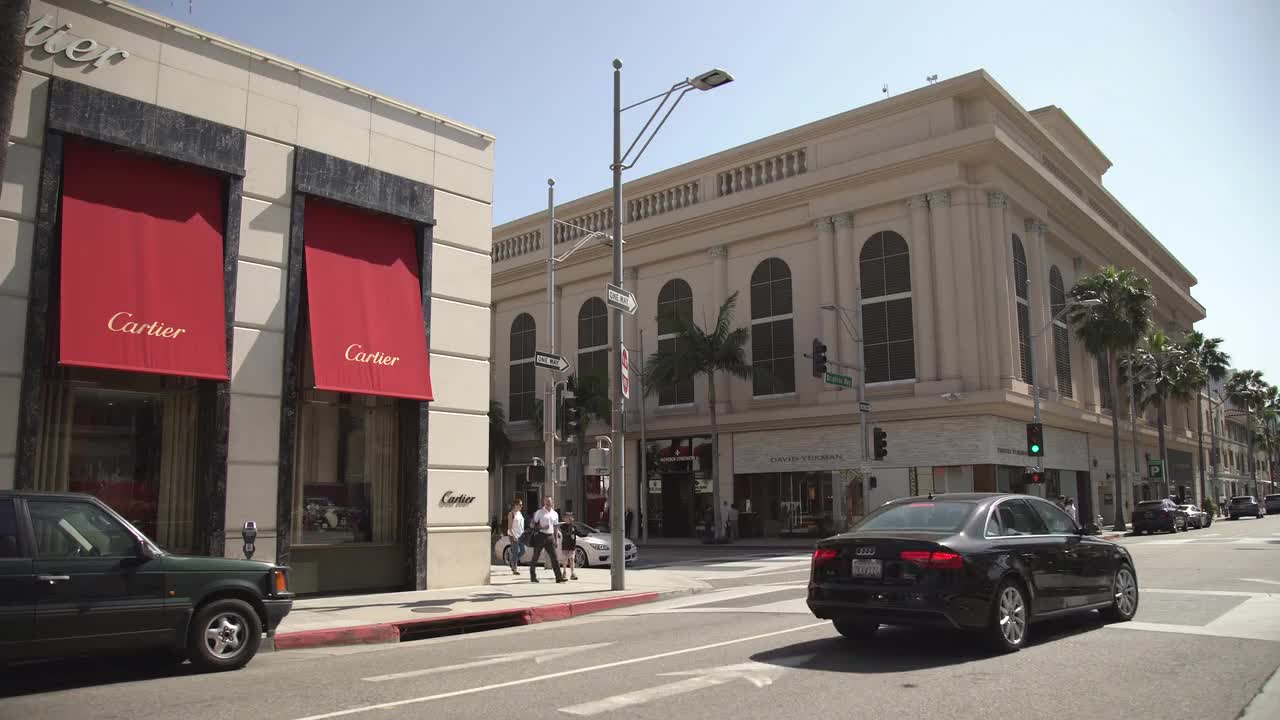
<box><xmin>242</xmin><ymin>520</ymin><xmax>258</xmax><ymax>560</ymax></box>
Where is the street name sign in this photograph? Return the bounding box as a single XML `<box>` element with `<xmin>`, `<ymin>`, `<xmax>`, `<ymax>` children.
<box><xmin>823</xmin><ymin>371</ymin><xmax>853</xmax><ymax>388</ymax></box>
<box><xmin>534</xmin><ymin>351</ymin><xmax>569</xmax><ymax>372</ymax></box>
<box><xmin>606</xmin><ymin>283</ymin><xmax>638</xmax><ymax>315</ymax></box>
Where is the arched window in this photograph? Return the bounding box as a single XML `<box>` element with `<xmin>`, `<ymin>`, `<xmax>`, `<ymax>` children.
<box><xmin>860</xmin><ymin>231</ymin><xmax>915</xmax><ymax>383</ymax></box>
<box><xmin>1049</xmin><ymin>266</ymin><xmax>1072</xmax><ymax>398</ymax></box>
<box><xmin>508</xmin><ymin>314</ymin><xmax>536</xmax><ymax>422</ymax></box>
<box><xmin>656</xmin><ymin>279</ymin><xmax>694</xmax><ymax>405</ymax></box>
<box><xmin>1012</xmin><ymin>235</ymin><xmax>1032</xmax><ymax>382</ymax></box>
<box><xmin>749</xmin><ymin>258</ymin><xmax>795</xmax><ymax>396</ymax></box>
<box><xmin>577</xmin><ymin>298</ymin><xmax>609</xmax><ymax>381</ymax></box>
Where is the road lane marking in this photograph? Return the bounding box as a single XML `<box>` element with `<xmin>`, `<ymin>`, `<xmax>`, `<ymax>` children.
<box><xmin>1144</xmin><ymin>587</ymin><xmax>1267</xmax><ymax>598</ymax></box>
<box><xmin>362</xmin><ymin>642</ymin><xmax>613</xmax><ymax>682</ymax></box>
<box><xmin>288</xmin><ymin>621</ymin><xmax>830</xmax><ymax>720</ymax></box>
<box><xmin>559</xmin><ymin>654</ymin><xmax>813</xmax><ymax>716</ymax></box>
<box><xmin>1241</xmin><ymin>578</ymin><xmax>1280</xmax><ymax>586</ymax></box>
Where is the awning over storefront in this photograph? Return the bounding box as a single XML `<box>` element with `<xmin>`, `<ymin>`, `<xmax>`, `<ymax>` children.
<box><xmin>58</xmin><ymin>138</ymin><xmax>228</xmax><ymax>380</ymax></box>
<box><xmin>303</xmin><ymin>199</ymin><xmax>433</xmax><ymax>401</ymax></box>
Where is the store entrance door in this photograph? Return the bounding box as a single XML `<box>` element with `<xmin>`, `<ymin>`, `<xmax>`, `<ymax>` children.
<box><xmin>661</xmin><ymin>475</ymin><xmax>693</xmax><ymax>537</ymax></box>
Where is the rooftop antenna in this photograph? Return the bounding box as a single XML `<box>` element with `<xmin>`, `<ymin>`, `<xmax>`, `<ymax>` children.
<box><xmin>926</xmin><ymin>74</ymin><xmax>939</xmax><ymax>84</ymax></box>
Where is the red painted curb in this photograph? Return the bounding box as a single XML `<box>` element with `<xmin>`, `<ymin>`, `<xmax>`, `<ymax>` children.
<box><xmin>273</xmin><ymin>621</ymin><xmax>399</xmax><ymax>650</ymax></box>
<box><xmin>273</xmin><ymin>590</ymin><xmax>672</xmax><ymax>652</ymax></box>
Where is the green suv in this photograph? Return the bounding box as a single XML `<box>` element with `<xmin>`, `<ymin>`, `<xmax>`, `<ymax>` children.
<box><xmin>0</xmin><ymin>491</ymin><xmax>292</xmax><ymax>672</ymax></box>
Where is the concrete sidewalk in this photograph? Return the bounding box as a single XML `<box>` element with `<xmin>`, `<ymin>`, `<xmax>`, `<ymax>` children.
<box><xmin>271</xmin><ymin>565</ymin><xmax>711</xmax><ymax>652</ymax></box>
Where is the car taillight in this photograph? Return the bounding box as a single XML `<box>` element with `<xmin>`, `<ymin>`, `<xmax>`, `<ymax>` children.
<box><xmin>1158</xmin><ymin>510</ymin><xmax>1169</xmax><ymax>517</ymax></box>
<box><xmin>900</xmin><ymin>550</ymin><xmax>963</xmax><ymax>570</ymax></box>
<box><xmin>273</xmin><ymin>569</ymin><xmax>288</xmax><ymax>593</ymax></box>
<box><xmin>812</xmin><ymin>548</ymin><xmax>838</xmax><ymax>566</ymax></box>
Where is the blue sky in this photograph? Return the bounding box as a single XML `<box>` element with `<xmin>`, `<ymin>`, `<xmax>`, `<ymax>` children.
<box><xmin>135</xmin><ymin>0</ymin><xmax>1279</xmax><ymax>379</ymax></box>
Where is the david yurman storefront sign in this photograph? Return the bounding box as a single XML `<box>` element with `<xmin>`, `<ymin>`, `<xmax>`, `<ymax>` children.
<box><xmin>439</xmin><ymin>491</ymin><xmax>477</xmax><ymax>507</ymax></box>
<box><xmin>26</xmin><ymin>15</ymin><xmax>131</xmax><ymax>68</ymax></box>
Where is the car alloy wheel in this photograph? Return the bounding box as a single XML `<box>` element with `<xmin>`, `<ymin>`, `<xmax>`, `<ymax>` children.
<box><xmin>187</xmin><ymin>598</ymin><xmax>262</xmax><ymax>672</ymax></box>
<box><xmin>575</xmin><ymin>547</ymin><xmax>589</xmax><ymax>569</ymax></box>
<box><xmin>987</xmin><ymin>580</ymin><xmax>1028</xmax><ymax>652</ymax></box>
<box><xmin>833</xmin><ymin>618</ymin><xmax>878</xmax><ymax>641</ymax></box>
<box><xmin>1101</xmin><ymin>564</ymin><xmax>1139</xmax><ymax>622</ymax></box>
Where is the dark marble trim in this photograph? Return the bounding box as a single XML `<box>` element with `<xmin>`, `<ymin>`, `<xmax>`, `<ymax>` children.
<box><xmin>293</xmin><ymin>147</ymin><xmax>436</xmax><ymax>226</ymax></box>
<box><xmin>275</xmin><ymin>194</ymin><xmax>307</xmax><ymax>568</ymax></box>
<box><xmin>201</xmin><ymin>175</ymin><xmax>242</xmax><ymax>557</ymax></box>
<box><xmin>46</xmin><ymin>78</ymin><xmax>245</xmax><ymax>176</ymax></box>
<box><xmin>401</xmin><ymin>223</ymin><xmax>434</xmax><ymax>589</ymax></box>
<box><xmin>13</xmin><ymin>133</ymin><xmax>64</xmax><ymax>488</ymax></box>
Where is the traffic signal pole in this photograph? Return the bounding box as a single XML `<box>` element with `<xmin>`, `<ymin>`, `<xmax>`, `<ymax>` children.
<box><xmin>544</xmin><ymin>180</ymin><xmax>558</xmax><ymax>505</ymax></box>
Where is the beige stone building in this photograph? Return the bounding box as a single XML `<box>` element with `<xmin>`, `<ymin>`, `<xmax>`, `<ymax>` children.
<box><xmin>2</xmin><ymin>0</ymin><xmax>493</xmax><ymax>593</ymax></box>
<box><xmin>491</xmin><ymin>69</ymin><xmax>1207</xmax><ymax>538</ymax></box>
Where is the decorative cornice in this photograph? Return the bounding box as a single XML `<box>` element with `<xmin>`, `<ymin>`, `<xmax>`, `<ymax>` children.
<box><xmin>907</xmin><ymin>195</ymin><xmax>929</xmax><ymax>210</ymax></box>
<box><xmin>707</xmin><ymin>245</ymin><xmax>728</xmax><ymax>258</ymax></box>
<box><xmin>987</xmin><ymin>191</ymin><xmax>1008</xmax><ymax>209</ymax></box>
<box><xmin>814</xmin><ymin>217</ymin><xmax>834</xmax><ymax>233</ymax></box>
<box><xmin>926</xmin><ymin>190</ymin><xmax>951</xmax><ymax>208</ymax></box>
<box><xmin>1024</xmin><ymin>218</ymin><xmax>1049</xmax><ymax>234</ymax></box>
<box><xmin>832</xmin><ymin>213</ymin><xmax>854</xmax><ymax>229</ymax></box>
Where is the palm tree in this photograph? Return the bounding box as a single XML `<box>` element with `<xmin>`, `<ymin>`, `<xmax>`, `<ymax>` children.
<box><xmin>488</xmin><ymin>401</ymin><xmax>512</xmax><ymax>474</ymax></box>
<box><xmin>642</xmin><ymin>291</ymin><xmax>752</xmax><ymax>540</ymax></box>
<box><xmin>1127</xmin><ymin>330</ymin><xmax>1192</xmax><ymax>497</ymax></box>
<box><xmin>1068</xmin><ymin>267</ymin><xmax>1155</xmax><ymax>531</ymax></box>
<box><xmin>0</xmin><ymin>0</ymin><xmax>32</xmax><ymax>191</ymax></box>
<box><xmin>1180</xmin><ymin>331</ymin><xmax>1230</xmax><ymax>503</ymax></box>
<box><xmin>1226</xmin><ymin>369</ymin><xmax>1269</xmax><ymax>495</ymax></box>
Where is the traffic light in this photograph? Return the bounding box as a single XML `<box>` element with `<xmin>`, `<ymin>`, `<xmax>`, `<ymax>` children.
<box><xmin>873</xmin><ymin>427</ymin><xmax>887</xmax><ymax>460</ymax></box>
<box><xmin>1026</xmin><ymin>422</ymin><xmax>1044</xmax><ymax>457</ymax></box>
<box><xmin>811</xmin><ymin>338</ymin><xmax>828</xmax><ymax>378</ymax></box>
<box><xmin>562</xmin><ymin>398</ymin><xmax>582</xmax><ymax>436</ymax></box>
<box><xmin>1022</xmin><ymin>468</ymin><xmax>1044</xmax><ymax>484</ymax></box>
<box><xmin>527</xmin><ymin>464</ymin><xmax>546</xmax><ymax>487</ymax></box>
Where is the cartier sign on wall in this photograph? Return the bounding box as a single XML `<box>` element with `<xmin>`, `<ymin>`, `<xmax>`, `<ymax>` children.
<box><xmin>26</xmin><ymin>15</ymin><xmax>131</xmax><ymax>68</ymax></box>
<box><xmin>439</xmin><ymin>491</ymin><xmax>476</xmax><ymax>508</ymax></box>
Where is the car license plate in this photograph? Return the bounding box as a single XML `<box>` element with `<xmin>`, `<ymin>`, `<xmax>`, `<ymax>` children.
<box><xmin>851</xmin><ymin>558</ymin><xmax>883</xmax><ymax>579</ymax></box>
<box><xmin>1144</xmin><ymin>511</ymin><xmax>1153</xmax><ymax>518</ymax></box>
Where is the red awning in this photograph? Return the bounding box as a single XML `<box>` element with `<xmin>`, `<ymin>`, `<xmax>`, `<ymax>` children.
<box><xmin>59</xmin><ymin>139</ymin><xmax>228</xmax><ymax>380</ymax></box>
<box><xmin>303</xmin><ymin>200</ymin><xmax>433</xmax><ymax>401</ymax></box>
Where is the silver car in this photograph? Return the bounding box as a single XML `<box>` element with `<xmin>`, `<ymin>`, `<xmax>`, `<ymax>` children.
<box><xmin>494</xmin><ymin>522</ymin><xmax>638</xmax><ymax>568</ymax></box>
<box><xmin>1178</xmin><ymin>504</ymin><xmax>1211</xmax><ymax>529</ymax></box>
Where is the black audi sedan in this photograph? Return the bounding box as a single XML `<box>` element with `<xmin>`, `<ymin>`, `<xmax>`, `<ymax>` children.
<box><xmin>807</xmin><ymin>493</ymin><xmax>1138</xmax><ymax>653</ymax></box>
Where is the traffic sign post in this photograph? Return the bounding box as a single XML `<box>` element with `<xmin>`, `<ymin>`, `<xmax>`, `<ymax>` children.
<box><xmin>606</xmin><ymin>283</ymin><xmax>638</xmax><ymax>315</ymax></box>
<box><xmin>534</xmin><ymin>351</ymin><xmax>569</xmax><ymax>373</ymax></box>
<box><xmin>1147</xmin><ymin>460</ymin><xmax>1164</xmax><ymax>480</ymax></box>
<box><xmin>822</xmin><ymin>371</ymin><xmax>852</xmax><ymax>389</ymax></box>
<box><xmin>858</xmin><ymin>400</ymin><xmax>871</xmax><ymax>413</ymax></box>
<box><xmin>620</xmin><ymin>345</ymin><xmax>631</xmax><ymax>399</ymax></box>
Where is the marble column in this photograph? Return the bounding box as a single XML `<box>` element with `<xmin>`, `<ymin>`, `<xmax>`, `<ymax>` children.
<box><xmin>987</xmin><ymin>192</ymin><xmax>1014</xmax><ymax>384</ymax></box>
<box><xmin>833</xmin><ymin>213</ymin><xmax>858</xmax><ymax>369</ymax></box>
<box><xmin>906</xmin><ymin>196</ymin><xmax>936</xmax><ymax>381</ymax></box>
<box><xmin>949</xmin><ymin>189</ymin><xmax>982</xmax><ymax>387</ymax></box>
<box><xmin>1024</xmin><ymin>219</ymin><xmax>1053</xmax><ymax>397</ymax></box>
<box><xmin>928</xmin><ymin>190</ymin><xmax>960</xmax><ymax>380</ymax></box>
<box><xmin>708</xmin><ymin>245</ymin><xmax>729</xmax><ymax>412</ymax></box>
<box><xmin>815</xmin><ymin>217</ymin><xmax>838</xmax><ymax>372</ymax></box>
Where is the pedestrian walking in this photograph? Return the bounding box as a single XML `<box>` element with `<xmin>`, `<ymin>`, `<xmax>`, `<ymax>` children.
<box><xmin>1064</xmin><ymin>497</ymin><xmax>1078</xmax><ymax>524</ymax></box>
<box><xmin>560</xmin><ymin>512</ymin><xmax>579</xmax><ymax>581</ymax></box>
<box><xmin>529</xmin><ymin>496</ymin><xmax>565</xmax><ymax>583</ymax></box>
<box><xmin>727</xmin><ymin>503</ymin><xmax>740</xmax><ymax>540</ymax></box>
<box><xmin>506</xmin><ymin>498</ymin><xmax>526</xmax><ymax>575</ymax></box>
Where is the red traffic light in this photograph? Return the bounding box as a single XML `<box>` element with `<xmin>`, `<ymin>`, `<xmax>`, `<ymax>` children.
<box><xmin>1022</xmin><ymin>469</ymin><xmax>1044</xmax><ymax>484</ymax></box>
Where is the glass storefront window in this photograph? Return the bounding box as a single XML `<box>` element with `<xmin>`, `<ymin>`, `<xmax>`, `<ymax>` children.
<box><xmin>734</xmin><ymin>471</ymin><xmax>834</xmax><ymax>538</ymax></box>
<box><xmin>293</xmin><ymin>389</ymin><xmax>400</xmax><ymax>545</ymax></box>
<box><xmin>33</xmin><ymin>367</ymin><xmax>198</xmax><ymax>553</ymax></box>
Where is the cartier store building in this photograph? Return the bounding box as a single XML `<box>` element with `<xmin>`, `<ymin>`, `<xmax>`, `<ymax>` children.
<box><xmin>2</xmin><ymin>0</ymin><xmax>495</xmax><ymax>594</ymax></box>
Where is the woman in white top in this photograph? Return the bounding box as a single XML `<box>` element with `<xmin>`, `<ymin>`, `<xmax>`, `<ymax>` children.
<box><xmin>507</xmin><ymin>498</ymin><xmax>526</xmax><ymax>575</ymax></box>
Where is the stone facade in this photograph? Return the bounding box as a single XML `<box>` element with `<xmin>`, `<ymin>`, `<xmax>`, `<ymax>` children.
<box><xmin>490</xmin><ymin>70</ymin><xmax>1207</xmax><ymax>533</ymax></box>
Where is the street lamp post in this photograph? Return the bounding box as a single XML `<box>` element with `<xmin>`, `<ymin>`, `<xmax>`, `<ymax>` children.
<box><xmin>608</xmin><ymin>59</ymin><xmax>734</xmax><ymax>591</ymax></box>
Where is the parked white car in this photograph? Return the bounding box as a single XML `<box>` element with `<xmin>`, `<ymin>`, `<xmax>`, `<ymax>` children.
<box><xmin>493</xmin><ymin>522</ymin><xmax>638</xmax><ymax>568</ymax></box>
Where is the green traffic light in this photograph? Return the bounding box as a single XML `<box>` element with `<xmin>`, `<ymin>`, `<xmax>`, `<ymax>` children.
<box><xmin>1030</xmin><ymin>444</ymin><xmax>1040</xmax><ymax>453</ymax></box>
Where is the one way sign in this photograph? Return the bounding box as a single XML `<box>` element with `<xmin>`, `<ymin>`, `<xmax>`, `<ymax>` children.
<box><xmin>534</xmin><ymin>351</ymin><xmax>569</xmax><ymax>373</ymax></box>
<box><xmin>605</xmin><ymin>283</ymin><xmax>637</xmax><ymax>315</ymax></box>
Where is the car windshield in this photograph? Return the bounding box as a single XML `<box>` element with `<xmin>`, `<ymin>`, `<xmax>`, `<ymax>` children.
<box><xmin>856</xmin><ymin>500</ymin><xmax>975</xmax><ymax>533</ymax></box>
<box><xmin>1232</xmin><ymin>496</ymin><xmax>1254</xmax><ymax>503</ymax></box>
<box><xmin>573</xmin><ymin>522</ymin><xmax>601</xmax><ymax>536</ymax></box>
<box><xmin>1136</xmin><ymin>501</ymin><xmax>1166</xmax><ymax>508</ymax></box>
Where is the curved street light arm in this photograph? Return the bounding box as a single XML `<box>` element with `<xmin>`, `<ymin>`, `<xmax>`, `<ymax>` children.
<box><xmin>621</xmin><ymin>86</ymin><xmax>695</xmax><ymax>170</ymax></box>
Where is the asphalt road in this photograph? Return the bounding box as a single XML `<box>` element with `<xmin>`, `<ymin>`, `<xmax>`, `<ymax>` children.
<box><xmin>4</xmin><ymin>516</ymin><xmax>1280</xmax><ymax>720</ymax></box>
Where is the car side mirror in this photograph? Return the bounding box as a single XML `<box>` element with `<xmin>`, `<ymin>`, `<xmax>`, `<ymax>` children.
<box><xmin>1080</xmin><ymin>522</ymin><xmax>1101</xmax><ymax>536</ymax></box>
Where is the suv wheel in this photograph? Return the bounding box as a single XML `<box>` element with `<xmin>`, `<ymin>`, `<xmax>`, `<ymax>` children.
<box><xmin>188</xmin><ymin>598</ymin><xmax>262</xmax><ymax>672</ymax></box>
<box><xmin>833</xmin><ymin>619</ymin><xmax>879</xmax><ymax>641</ymax></box>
